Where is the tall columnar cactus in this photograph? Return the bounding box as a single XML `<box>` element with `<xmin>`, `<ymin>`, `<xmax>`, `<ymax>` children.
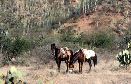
<box><xmin>116</xmin><ymin>49</ymin><xmax>131</xmax><ymax>68</ymax></box>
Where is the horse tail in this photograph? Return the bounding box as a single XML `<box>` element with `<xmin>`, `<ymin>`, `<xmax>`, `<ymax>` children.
<box><xmin>93</xmin><ymin>54</ymin><xmax>97</xmax><ymax>67</ymax></box>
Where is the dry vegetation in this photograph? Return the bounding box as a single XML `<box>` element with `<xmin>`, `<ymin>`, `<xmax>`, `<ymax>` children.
<box><xmin>1</xmin><ymin>51</ymin><xmax>131</xmax><ymax>84</ymax></box>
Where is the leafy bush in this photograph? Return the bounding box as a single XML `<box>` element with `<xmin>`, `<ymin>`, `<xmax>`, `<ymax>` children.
<box><xmin>78</xmin><ymin>32</ymin><xmax>115</xmax><ymax>48</ymax></box>
<box><xmin>2</xmin><ymin>36</ymin><xmax>31</xmax><ymax>64</ymax></box>
<box><xmin>78</xmin><ymin>33</ymin><xmax>93</xmax><ymax>45</ymax></box>
<box><xmin>91</xmin><ymin>32</ymin><xmax>114</xmax><ymax>48</ymax></box>
<box><xmin>60</xmin><ymin>28</ymin><xmax>115</xmax><ymax>48</ymax></box>
<box><xmin>59</xmin><ymin>27</ymin><xmax>78</xmax><ymax>43</ymax></box>
<box><xmin>116</xmin><ymin>49</ymin><xmax>131</xmax><ymax>68</ymax></box>
<box><xmin>12</xmin><ymin>37</ymin><xmax>31</xmax><ymax>55</ymax></box>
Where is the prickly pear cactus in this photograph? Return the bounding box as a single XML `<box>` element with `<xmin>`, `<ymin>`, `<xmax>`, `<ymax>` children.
<box><xmin>116</xmin><ymin>49</ymin><xmax>131</xmax><ymax>68</ymax></box>
<box><xmin>0</xmin><ymin>79</ymin><xmax>4</xmax><ymax>84</ymax></box>
<box><xmin>5</xmin><ymin>66</ymin><xmax>26</xmax><ymax>84</ymax></box>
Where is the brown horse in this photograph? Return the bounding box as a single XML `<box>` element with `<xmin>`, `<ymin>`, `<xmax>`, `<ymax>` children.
<box><xmin>51</xmin><ymin>43</ymin><xmax>73</xmax><ymax>72</ymax></box>
<box><xmin>69</xmin><ymin>49</ymin><xmax>97</xmax><ymax>73</ymax></box>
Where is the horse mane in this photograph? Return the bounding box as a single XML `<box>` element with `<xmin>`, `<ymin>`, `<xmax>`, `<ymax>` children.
<box><xmin>70</xmin><ymin>50</ymin><xmax>80</xmax><ymax>64</ymax></box>
<box><xmin>79</xmin><ymin>49</ymin><xmax>83</xmax><ymax>52</ymax></box>
<box><xmin>71</xmin><ymin>49</ymin><xmax>85</xmax><ymax>64</ymax></box>
<box><xmin>54</xmin><ymin>47</ymin><xmax>60</xmax><ymax>56</ymax></box>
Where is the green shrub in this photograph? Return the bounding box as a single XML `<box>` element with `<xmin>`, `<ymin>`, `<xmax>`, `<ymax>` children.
<box><xmin>78</xmin><ymin>33</ymin><xmax>93</xmax><ymax>45</ymax></box>
<box><xmin>59</xmin><ymin>27</ymin><xmax>78</xmax><ymax>43</ymax></box>
<box><xmin>116</xmin><ymin>49</ymin><xmax>131</xmax><ymax>68</ymax></box>
<box><xmin>12</xmin><ymin>37</ymin><xmax>31</xmax><ymax>55</ymax></box>
<box><xmin>2</xmin><ymin>36</ymin><xmax>31</xmax><ymax>64</ymax></box>
<box><xmin>91</xmin><ymin>32</ymin><xmax>114</xmax><ymax>48</ymax></box>
<box><xmin>3</xmin><ymin>37</ymin><xmax>31</xmax><ymax>56</ymax></box>
<box><xmin>60</xmin><ymin>29</ymin><xmax>115</xmax><ymax>48</ymax></box>
<box><xmin>78</xmin><ymin>32</ymin><xmax>115</xmax><ymax>48</ymax></box>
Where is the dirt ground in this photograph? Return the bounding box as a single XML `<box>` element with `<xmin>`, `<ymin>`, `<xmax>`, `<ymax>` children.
<box><xmin>1</xmin><ymin>53</ymin><xmax>131</xmax><ymax>84</ymax></box>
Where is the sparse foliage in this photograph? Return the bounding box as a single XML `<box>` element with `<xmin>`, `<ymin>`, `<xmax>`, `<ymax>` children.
<box><xmin>1</xmin><ymin>36</ymin><xmax>31</xmax><ymax>65</ymax></box>
<box><xmin>59</xmin><ymin>27</ymin><xmax>77</xmax><ymax>42</ymax></box>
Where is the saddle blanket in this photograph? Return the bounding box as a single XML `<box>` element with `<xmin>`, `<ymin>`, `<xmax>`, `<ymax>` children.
<box><xmin>59</xmin><ymin>47</ymin><xmax>70</xmax><ymax>58</ymax></box>
<box><xmin>82</xmin><ymin>49</ymin><xmax>95</xmax><ymax>59</ymax></box>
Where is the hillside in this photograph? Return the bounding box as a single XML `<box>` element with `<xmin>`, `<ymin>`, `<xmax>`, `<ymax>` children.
<box><xmin>60</xmin><ymin>0</ymin><xmax>131</xmax><ymax>36</ymax></box>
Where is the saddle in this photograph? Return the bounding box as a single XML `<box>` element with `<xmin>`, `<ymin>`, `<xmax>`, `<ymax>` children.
<box><xmin>81</xmin><ymin>49</ymin><xmax>95</xmax><ymax>62</ymax></box>
<box><xmin>58</xmin><ymin>47</ymin><xmax>71</xmax><ymax>61</ymax></box>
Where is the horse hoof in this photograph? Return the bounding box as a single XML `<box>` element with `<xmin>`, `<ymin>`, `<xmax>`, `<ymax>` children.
<box><xmin>69</xmin><ymin>69</ymin><xmax>73</xmax><ymax>73</ymax></box>
<box><xmin>66</xmin><ymin>70</ymin><xmax>68</xmax><ymax>73</ymax></box>
<box><xmin>79</xmin><ymin>72</ymin><xmax>82</xmax><ymax>74</ymax></box>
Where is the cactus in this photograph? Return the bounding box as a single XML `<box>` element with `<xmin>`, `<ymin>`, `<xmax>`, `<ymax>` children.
<box><xmin>0</xmin><ymin>79</ymin><xmax>4</xmax><ymax>84</ymax></box>
<box><xmin>3</xmin><ymin>66</ymin><xmax>27</xmax><ymax>84</ymax></box>
<box><xmin>116</xmin><ymin>49</ymin><xmax>131</xmax><ymax>68</ymax></box>
<box><xmin>128</xmin><ymin>42</ymin><xmax>131</xmax><ymax>49</ymax></box>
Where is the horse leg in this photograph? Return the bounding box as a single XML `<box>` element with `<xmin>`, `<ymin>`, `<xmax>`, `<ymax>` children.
<box><xmin>79</xmin><ymin>62</ymin><xmax>81</xmax><ymax>73</ymax></box>
<box><xmin>79</xmin><ymin>62</ymin><xmax>82</xmax><ymax>73</ymax></box>
<box><xmin>92</xmin><ymin>58</ymin><xmax>96</xmax><ymax>67</ymax></box>
<box><xmin>93</xmin><ymin>55</ymin><xmax>97</xmax><ymax>67</ymax></box>
<box><xmin>81</xmin><ymin>62</ymin><xmax>83</xmax><ymax>73</ymax></box>
<box><xmin>88</xmin><ymin>59</ymin><xmax>92</xmax><ymax>72</ymax></box>
<box><xmin>57</xmin><ymin>60</ymin><xmax>61</xmax><ymax>72</ymax></box>
<box><xmin>65</xmin><ymin>60</ymin><xmax>69</xmax><ymax>72</ymax></box>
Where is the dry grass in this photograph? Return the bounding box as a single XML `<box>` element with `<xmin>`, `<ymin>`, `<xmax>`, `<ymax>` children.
<box><xmin>1</xmin><ymin>52</ymin><xmax>131</xmax><ymax>84</ymax></box>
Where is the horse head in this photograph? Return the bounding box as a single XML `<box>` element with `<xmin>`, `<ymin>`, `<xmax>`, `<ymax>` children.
<box><xmin>69</xmin><ymin>50</ymin><xmax>80</xmax><ymax>72</ymax></box>
<box><xmin>69</xmin><ymin>63</ymin><xmax>74</xmax><ymax>68</ymax></box>
<box><xmin>69</xmin><ymin>52</ymin><xmax>75</xmax><ymax>68</ymax></box>
<box><xmin>51</xmin><ymin>43</ymin><xmax>56</xmax><ymax>56</ymax></box>
<box><xmin>69</xmin><ymin>49</ymin><xmax>84</xmax><ymax>71</ymax></box>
